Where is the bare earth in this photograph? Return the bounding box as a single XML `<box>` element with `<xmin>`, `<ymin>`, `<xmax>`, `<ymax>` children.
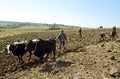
<box><xmin>0</xmin><ymin>28</ymin><xmax>120</xmax><ymax>79</ymax></box>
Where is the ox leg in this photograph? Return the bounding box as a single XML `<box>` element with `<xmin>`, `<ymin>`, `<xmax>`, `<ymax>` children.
<box><xmin>53</xmin><ymin>50</ymin><xmax>56</xmax><ymax>62</ymax></box>
<box><xmin>18</xmin><ymin>56</ymin><xmax>21</xmax><ymax>63</ymax></box>
<box><xmin>18</xmin><ymin>55</ymin><xmax>24</xmax><ymax>63</ymax></box>
<box><xmin>53</xmin><ymin>46</ymin><xmax>56</xmax><ymax>62</ymax></box>
<box><xmin>29</xmin><ymin>51</ymin><xmax>32</xmax><ymax>61</ymax></box>
<box><xmin>39</xmin><ymin>54</ymin><xmax>44</xmax><ymax>62</ymax></box>
<box><xmin>45</xmin><ymin>52</ymin><xmax>50</xmax><ymax>61</ymax></box>
<box><xmin>21</xmin><ymin>56</ymin><xmax>24</xmax><ymax>63</ymax></box>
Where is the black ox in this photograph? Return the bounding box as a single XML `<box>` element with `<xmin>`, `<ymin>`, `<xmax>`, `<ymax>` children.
<box><xmin>5</xmin><ymin>41</ymin><xmax>32</xmax><ymax>63</ymax></box>
<box><xmin>25</xmin><ymin>38</ymin><xmax>56</xmax><ymax>62</ymax></box>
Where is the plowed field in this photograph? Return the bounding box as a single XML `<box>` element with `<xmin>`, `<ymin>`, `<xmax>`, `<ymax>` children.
<box><xmin>0</xmin><ymin>28</ymin><xmax>120</xmax><ymax>79</ymax></box>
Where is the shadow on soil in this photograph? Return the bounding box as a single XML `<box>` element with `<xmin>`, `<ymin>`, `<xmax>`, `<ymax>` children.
<box><xmin>1</xmin><ymin>59</ymin><xmax>44</xmax><ymax>77</ymax></box>
<box><xmin>40</xmin><ymin>60</ymin><xmax>73</xmax><ymax>75</ymax></box>
<box><xmin>57</xmin><ymin>45</ymin><xmax>86</xmax><ymax>58</ymax></box>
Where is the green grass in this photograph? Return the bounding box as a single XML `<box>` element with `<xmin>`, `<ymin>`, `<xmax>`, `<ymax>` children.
<box><xmin>17</xmin><ymin>26</ymin><xmax>49</xmax><ymax>30</ymax></box>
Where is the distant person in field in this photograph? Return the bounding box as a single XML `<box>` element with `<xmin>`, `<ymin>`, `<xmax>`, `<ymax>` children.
<box><xmin>56</xmin><ymin>30</ymin><xmax>67</xmax><ymax>51</ymax></box>
<box><xmin>110</xmin><ymin>26</ymin><xmax>117</xmax><ymax>40</ymax></box>
<box><xmin>113</xmin><ymin>26</ymin><xmax>116</xmax><ymax>30</ymax></box>
<box><xmin>79</xmin><ymin>28</ymin><xmax>82</xmax><ymax>38</ymax></box>
<box><xmin>99</xmin><ymin>32</ymin><xmax>106</xmax><ymax>41</ymax></box>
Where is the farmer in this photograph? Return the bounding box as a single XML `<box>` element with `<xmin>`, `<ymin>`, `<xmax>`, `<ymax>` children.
<box><xmin>110</xmin><ymin>26</ymin><xmax>117</xmax><ymax>40</ymax></box>
<box><xmin>56</xmin><ymin>30</ymin><xmax>67</xmax><ymax>51</ymax></box>
<box><xmin>79</xmin><ymin>28</ymin><xmax>82</xmax><ymax>38</ymax></box>
<box><xmin>113</xmin><ymin>26</ymin><xmax>116</xmax><ymax>31</ymax></box>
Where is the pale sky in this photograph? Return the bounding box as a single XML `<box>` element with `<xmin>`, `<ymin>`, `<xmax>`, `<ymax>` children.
<box><xmin>0</xmin><ymin>0</ymin><xmax>120</xmax><ymax>28</ymax></box>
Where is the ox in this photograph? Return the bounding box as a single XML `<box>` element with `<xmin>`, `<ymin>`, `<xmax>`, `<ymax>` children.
<box><xmin>25</xmin><ymin>38</ymin><xmax>56</xmax><ymax>62</ymax></box>
<box><xmin>5</xmin><ymin>41</ymin><xmax>31</xmax><ymax>63</ymax></box>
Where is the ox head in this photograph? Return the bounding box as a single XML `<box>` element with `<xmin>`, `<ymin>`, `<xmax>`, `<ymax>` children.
<box><xmin>5</xmin><ymin>44</ymin><xmax>14</xmax><ymax>54</ymax></box>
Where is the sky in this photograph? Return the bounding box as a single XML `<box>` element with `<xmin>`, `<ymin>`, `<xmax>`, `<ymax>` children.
<box><xmin>0</xmin><ymin>0</ymin><xmax>120</xmax><ymax>28</ymax></box>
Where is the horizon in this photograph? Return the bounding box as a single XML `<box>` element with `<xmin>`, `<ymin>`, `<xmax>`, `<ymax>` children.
<box><xmin>0</xmin><ymin>0</ymin><xmax>120</xmax><ymax>28</ymax></box>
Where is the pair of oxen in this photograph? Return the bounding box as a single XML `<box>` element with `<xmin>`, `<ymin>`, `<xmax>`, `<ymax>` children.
<box><xmin>5</xmin><ymin>38</ymin><xmax>56</xmax><ymax>63</ymax></box>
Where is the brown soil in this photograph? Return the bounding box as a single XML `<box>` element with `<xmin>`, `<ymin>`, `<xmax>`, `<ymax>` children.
<box><xmin>0</xmin><ymin>28</ymin><xmax>120</xmax><ymax>79</ymax></box>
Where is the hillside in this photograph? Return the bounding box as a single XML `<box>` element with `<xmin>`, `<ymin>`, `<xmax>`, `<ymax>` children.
<box><xmin>0</xmin><ymin>21</ymin><xmax>79</xmax><ymax>29</ymax></box>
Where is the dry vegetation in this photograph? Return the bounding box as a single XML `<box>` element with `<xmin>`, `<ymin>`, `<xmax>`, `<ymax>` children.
<box><xmin>0</xmin><ymin>28</ymin><xmax>120</xmax><ymax>79</ymax></box>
